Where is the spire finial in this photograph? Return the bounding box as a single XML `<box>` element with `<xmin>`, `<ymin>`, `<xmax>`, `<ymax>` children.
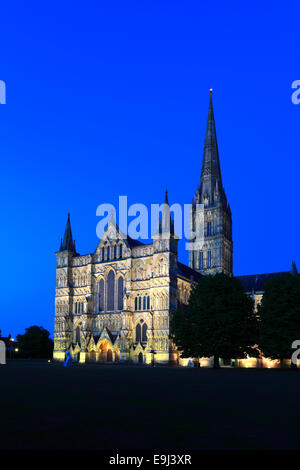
<box><xmin>158</xmin><ymin>189</ymin><xmax>174</xmax><ymax>235</ymax></box>
<box><xmin>164</xmin><ymin>189</ymin><xmax>169</xmax><ymax>206</ymax></box>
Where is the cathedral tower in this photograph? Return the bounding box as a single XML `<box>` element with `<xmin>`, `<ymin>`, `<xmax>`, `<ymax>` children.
<box><xmin>189</xmin><ymin>91</ymin><xmax>233</xmax><ymax>275</ymax></box>
<box><xmin>153</xmin><ymin>190</ymin><xmax>178</xmax><ymax>313</ymax></box>
<box><xmin>54</xmin><ymin>214</ymin><xmax>77</xmax><ymax>360</ymax></box>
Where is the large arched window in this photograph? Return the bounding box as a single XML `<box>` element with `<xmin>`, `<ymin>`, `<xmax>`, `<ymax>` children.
<box><xmin>135</xmin><ymin>320</ymin><xmax>148</xmax><ymax>343</ymax></box>
<box><xmin>142</xmin><ymin>323</ymin><xmax>147</xmax><ymax>342</ymax></box>
<box><xmin>99</xmin><ymin>278</ymin><xmax>104</xmax><ymax>312</ymax></box>
<box><xmin>136</xmin><ymin>323</ymin><xmax>141</xmax><ymax>342</ymax></box>
<box><xmin>107</xmin><ymin>270</ymin><xmax>115</xmax><ymax>311</ymax></box>
<box><xmin>118</xmin><ymin>276</ymin><xmax>124</xmax><ymax>310</ymax></box>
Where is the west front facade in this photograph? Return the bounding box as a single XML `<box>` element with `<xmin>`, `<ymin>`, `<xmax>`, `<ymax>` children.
<box><xmin>54</xmin><ymin>201</ymin><xmax>201</xmax><ymax>364</ymax></box>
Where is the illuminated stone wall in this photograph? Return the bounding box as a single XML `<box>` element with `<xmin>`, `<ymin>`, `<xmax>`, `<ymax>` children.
<box><xmin>54</xmin><ymin>221</ymin><xmax>292</xmax><ymax>368</ymax></box>
<box><xmin>54</xmin><ymin>219</ymin><xmax>195</xmax><ymax>365</ymax></box>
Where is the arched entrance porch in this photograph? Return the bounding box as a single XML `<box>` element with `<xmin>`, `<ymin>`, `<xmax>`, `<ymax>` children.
<box><xmin>98</xmin><ymin>339</ymin><xmax>113</xmax><ymax>363</ymax></box>
<box><xmin>138</xmin><ymin>352</ymin><xmax>144</xmax><ymax>363</ymax></box>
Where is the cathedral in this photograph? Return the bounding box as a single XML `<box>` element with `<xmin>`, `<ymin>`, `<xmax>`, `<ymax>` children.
<box><xmin>53</xmin><ymin>91</ymin><xmax>297</xmax><ymax>367</ymax></box>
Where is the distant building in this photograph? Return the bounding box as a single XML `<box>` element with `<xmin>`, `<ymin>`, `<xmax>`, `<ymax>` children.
<box><xmin>53</xmin><ymin>92</ymin><xmax>298</xmax><ymax>367</ymax></box>
<box><xmin>0</xmin><ymin>335</ymin><xmax>15</xmax><ymax>361</ymax></box>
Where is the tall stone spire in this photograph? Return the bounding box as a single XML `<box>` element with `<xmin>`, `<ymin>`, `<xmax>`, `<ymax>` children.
<box><xmin>199</xmin><ymin>89</ymin><xmax>223</xmax><ymax>205</ymax></box>
<box><xmin>60</xmin><ymin>213</ymin><xmax>76</xmax><ymax>252</ymax></box>
<box><xmin>189</xmin><ymin>91</ymin><xmax>233</xmax><ymax>275</ymax></box>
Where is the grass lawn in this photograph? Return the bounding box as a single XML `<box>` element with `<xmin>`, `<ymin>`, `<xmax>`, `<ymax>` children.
<box><xmin>0</xmin><ymin>361</ymin><xmax>299</xmax><ymax>450</ymax></box>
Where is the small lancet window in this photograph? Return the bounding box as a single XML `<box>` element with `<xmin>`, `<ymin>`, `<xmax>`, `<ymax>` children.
<box><xmin>207</xmin><ymin>250</ymin><xmax>212</xmax><ymax>268</ymax></box>
<box><xmin>199</xmin><ymin>251</ymin><xmax>204</xmax><ymax>269</ymax></box>
<box><xmin>142</xmin><ymin>323</ymin><xmax>147</xmax><ymax>342</ymax></box>
<box><xmin>207</xmin><ymin>221</ymin><xmax>212</xmax><ymax>236</ymax></box>
<box><xmin>99</xmin><ymin>278</ymin><xmax>104</xmax><ymax>312</ymax></box>
<box><xmin>136</xmin><ymin>323</ymin><xmax>141</xmax><ymax>342</ymax></box>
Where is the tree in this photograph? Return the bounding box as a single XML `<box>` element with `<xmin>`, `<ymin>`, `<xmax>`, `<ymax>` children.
<box><xmin>16</xmin><ymin>326</ymin><xmax>53</xmax><ymax>359</ymax></box>
<box><xmin>171</xmin><ymin>273</ymin><xmax>258</xmax><ymax>367</ymax></box>
<box><xmin>258</xmin><ymin>273</ymin><xmax>300</xmax><ymax>368</ymax></box>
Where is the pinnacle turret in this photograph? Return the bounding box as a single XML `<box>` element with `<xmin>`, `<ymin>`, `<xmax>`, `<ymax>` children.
<box><xmin>158</xmin><ymin>190</ymin><xmax>174</xmax><ymax>235</ymax></box>
<box><xmin>60</xmin><ymin>213</ymin><xmax>76</xmax><ymax>252</ymax></box>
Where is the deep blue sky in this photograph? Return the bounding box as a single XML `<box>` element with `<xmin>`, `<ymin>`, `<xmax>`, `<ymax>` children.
<box><xmin>0</xmin><ymin>1</ymin><xmax>299</xmax><ymax>338</ymax></box>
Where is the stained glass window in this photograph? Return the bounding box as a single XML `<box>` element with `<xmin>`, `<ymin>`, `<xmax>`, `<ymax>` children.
<box><xmin>107</xmin><ymin>271</ymin><xmax>115</xmax><ymax>311</ymax></box>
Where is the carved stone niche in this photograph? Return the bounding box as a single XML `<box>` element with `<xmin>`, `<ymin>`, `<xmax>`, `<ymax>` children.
<box><xmin>84</xmin><ymin>295</ymin><xmax>93</xmax><ymax>314</ymax></box>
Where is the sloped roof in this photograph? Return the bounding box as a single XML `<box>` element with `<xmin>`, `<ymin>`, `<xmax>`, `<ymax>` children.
<box><xmin>126</xmin><ymin>236</ymin><xmax>147</xmax><ymax>248</ymax></box>
<box><xmin>177</xmin><ymin>261</ymin><xmax>202</xmax><ymax>282</ymax></box>
<box><xmin>93</xmin><ymin>335</ymin><xmax>101</xmax><ymax>344</ymax></box>
<box><xmin>236</xmin><ymin>271</ymin><xmax>289</xmax><ymax>293</ymax></box>
<box><xmin>93</xmin><ymin>328</ymin><xmax>116</xmax><ymax>345</ymax></box>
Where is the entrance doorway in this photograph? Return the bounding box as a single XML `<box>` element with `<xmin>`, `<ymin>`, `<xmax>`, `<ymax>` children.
<box><xmin>107</xmin><ymin>349</ymin><xmax>113</xmax><ymax>362</ymax></box>
<box><xmin>138</xmin><ymin>352</ymin><xmax>143</xmax><ymax>363</ymax></box>
<box><xmin>99</xmin><ymin>339</ymin><xmax>113</xmax><ymax>362</ymax></box>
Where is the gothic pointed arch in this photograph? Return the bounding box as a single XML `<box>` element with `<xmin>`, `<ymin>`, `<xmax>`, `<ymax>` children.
<box><xmin>135</xmin><ymin>318</ymin><xmax>148</xmax><ymax>344</ymax></box>
<box><xmin>106</xmin><ymin>269</ymin><xmax>115</xmax><ymax>311</ymax></box>
<box><xmin>98</xmin><ymin>277</ymin><xmax>105</xmax><ymax>312</ymax></box>
<box><xmin>138</xmin><ymin>352</ymin><xmax>143</xmax><ymax>363</ymax></box>
<box><xmin>142</xmin><ymin>322</ymin><xmax>148</xmax><ymax>342</ymax></box>
<box><xmin>117</xmin><ymin>275</ymin><xmax>124</xmax><ymax>310</ymax></box>
<box><xmin>136</xmin><ymin>322</ymin><xmax>141</xmax><ymax>342</ymax></box>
